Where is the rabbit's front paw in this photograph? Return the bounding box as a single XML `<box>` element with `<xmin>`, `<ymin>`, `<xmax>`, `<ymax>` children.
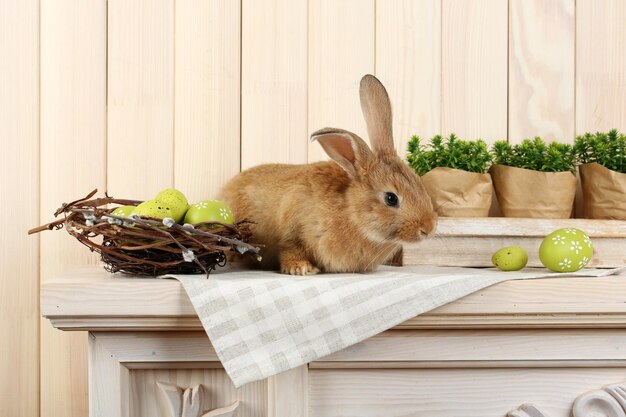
<box><xmin>281</xmin><ymin>260</ymin><xmax>320</xmax><ymax>276</ymax></box>
<box><xmin>280</xmin><ymin>249</ymin><xmax>320</xmax><ymax>276</ymax></box>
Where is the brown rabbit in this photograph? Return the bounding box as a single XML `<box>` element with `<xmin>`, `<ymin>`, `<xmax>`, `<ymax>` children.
<box><xmin>220</xmin><ymin>74</ymin><xmax>436</xmax><ymax>275</ymax></box>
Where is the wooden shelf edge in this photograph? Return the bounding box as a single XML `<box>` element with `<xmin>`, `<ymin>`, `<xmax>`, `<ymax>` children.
<box><xmin>42</xmin><ymin>267</ymin><xmax>626</xmax><ymax>332</ymax></box>
<box><xmin>47</xmin><ymin>312</ymin><xmax>626</xmax><ymax>332</ymax></box>
<box><xmin>434</xmin><ymin>217</ymin><xmax>626</xmax><ymax>238</ymax></box>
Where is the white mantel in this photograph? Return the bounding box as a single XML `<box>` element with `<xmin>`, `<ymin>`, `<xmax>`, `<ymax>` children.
<box><xmin>43</xmin><ymin>267</ymin><xmax>626</xmax><ymax>331</ymax></box>
<box><xmin>42</xmin><ymin>267</ymin><xmax>626</xmax><ymax>417</ymax></box>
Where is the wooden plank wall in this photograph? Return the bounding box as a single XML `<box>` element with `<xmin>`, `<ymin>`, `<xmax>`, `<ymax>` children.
<box><xmin>40</xmin><ymin>2</ymin><xmax>107</xmax><ymax>416</ymax></box>
<box><xmin>442</xmin><ymin>0</ymin><xmax>508</xmax><ymax>144</ymax></box>
<box><xmin>509</xmin><ymin>0</ymin><xmax>575</xmax><ymax>144</ymax></box>
<box><xmin>0</xmin><ymin>0</ymin><xmax>624</xmax><ymax>415</ymax></box>
<box><xmin>0</xmin><ymin>1</ymin><xmax>39</xmax><ymax>416</ymax></box>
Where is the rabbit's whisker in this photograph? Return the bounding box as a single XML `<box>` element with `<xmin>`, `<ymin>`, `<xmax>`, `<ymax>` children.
<box><xmin>357</xmin><ymin>238</ymin><xmax>387</xmax><ymax>273</ymax></box>
<box><xmin>363</xmin><ymin>237</ymin><xmax>394</xmax><ymax>273</ymax></box>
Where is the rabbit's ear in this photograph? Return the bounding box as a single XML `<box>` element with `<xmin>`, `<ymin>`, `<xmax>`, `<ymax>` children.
<box><xmin>360</xmin><ymin>74</ymin><xmax>394</xmax><ymax>154</ymax></box>
<box><xmin>311</xmin><ymin>128</ymin><xmax>372</xmax><ymax>177</ymax></box>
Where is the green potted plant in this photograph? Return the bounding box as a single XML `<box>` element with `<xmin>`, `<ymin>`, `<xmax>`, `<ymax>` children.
<box><xmin>490</xmin><ymin>138</ymin><xmax>577</xmax><ymax>218</ymax></box>
<box><xmin>407</xmin><ymin>134</ymin><xmax>493</xmax><ymax>217</ymax></box>
<box><xmin>574</xmin><ymin>129</ymin><xmax>626</xmax><ymax>219</ymax></box>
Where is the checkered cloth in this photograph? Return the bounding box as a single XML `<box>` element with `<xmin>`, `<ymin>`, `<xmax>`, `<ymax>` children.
<box><xmin>166</xmin><ymin>265</ymin><xmax>624</xmax><ymax>387</ymax></box>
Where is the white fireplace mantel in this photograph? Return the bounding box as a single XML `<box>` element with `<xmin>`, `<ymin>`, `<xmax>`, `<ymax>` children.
<box><xmin>41</xmin><ymin>267</ymin><xmax>626</xmax><ymax>417</ymax></box>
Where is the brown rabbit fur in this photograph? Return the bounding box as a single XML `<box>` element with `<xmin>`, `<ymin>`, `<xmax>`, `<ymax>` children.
<box><xmin>220</xmin><ymin>74</ymin><xmax>436</xmax><ymax>275</ymax></box>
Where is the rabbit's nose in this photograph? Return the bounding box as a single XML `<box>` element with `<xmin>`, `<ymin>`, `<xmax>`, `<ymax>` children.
<box><xmin>421</xmin><ymin>216</ymin><xmax>437</xmax><ymax>237</ymax></box>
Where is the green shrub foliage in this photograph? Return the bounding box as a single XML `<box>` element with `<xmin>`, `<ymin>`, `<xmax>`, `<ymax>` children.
<box><xmin>491</xmin><ymin>137</ymin><xmax>576</xmax><ymax>174</ymax></box>
<box><xmin>407</xmin><ymin>133</ymin><xmax>492</xmax><ymax>176</ymax></box>
<box><xmin>574</xmin><ymin>129</ymin><xmax>626</xmax><ymax>173</ymax></box>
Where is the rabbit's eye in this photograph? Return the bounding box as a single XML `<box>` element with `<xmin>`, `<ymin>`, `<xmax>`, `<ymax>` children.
<box><xmin>385</xmin><ymin>192</ymin><xmax>399</xmax><ymax>208</ymax></box>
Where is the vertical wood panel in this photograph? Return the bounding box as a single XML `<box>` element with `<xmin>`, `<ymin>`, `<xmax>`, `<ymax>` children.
<box><xmin>309</xmin><ymin>368</ymin><xmax>626</xmax><ymax>417</ymax></box>
<box><xmin>40</xmin><ymin>0</ymin><xmax>107</xmax><ymax>415</ymax></box>
<box><xmin>376</xmin><ymin>0</ymin><xmax>441</xmax><ymax>153</ymax></box>
<box><xmin>267</xmin><ymin>365</ymin><xmax>308</xmax><ymax>417</ymax></box>
<box><xmin>442</xmin><ymin>0</ymin><xmax>508</xmax><ymax>143</ymax></box>
<box><xmin>576</xmin><ymin>0</ymin><xmax>626</xmax><ymax>133</ymax></box>
<box><xmin>241</xmin><ymin>0</ymin><xmax>308</xmax><ymax>169</ymax></box>
<box><xmin>0</xmin><ymin>1</ymin><xmax>39</xmax><ymax>416</ymax></box>
<box><xmin>175</xmin><ymin>0</ymin><xmax>241</xmax><ymax>201</ymax></box>
<box><xmin>509</xmin><ymin>0</ymin><xmax>575</xmax><ymax>144</ymax></box>
<box><xmin>108</xmin><ymin>0</ymin><xmax>175</xmax><ymax>199</ymax></box>
<box><xmin>308</xmin><ymin>0</ymin><xmax>375</xmax><ymax>162</ymax></box>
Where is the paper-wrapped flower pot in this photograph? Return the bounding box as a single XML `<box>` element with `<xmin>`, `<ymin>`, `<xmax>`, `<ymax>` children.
<box><xmin>490</xmin><ymin>164</ymin><xmax>577</xmax><ymax>218</ymax></box>
<box><xmin>579</xmin><ymin>163</ymin><xmax>626</xmax><ymax>220</ymax></box>
<box><xmin>421</xmin><ymin>167</ymin><xmax>493</xmax><ymax>217</ymax></box>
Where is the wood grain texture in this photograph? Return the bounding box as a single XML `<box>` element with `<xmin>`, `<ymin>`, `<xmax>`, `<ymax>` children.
<box><xmin>97</xmin><ymin>332</ymin><xmax>219</xmax><ymax>363</ymax></box>
<box><xmin>156</xmin><ymin>382</ymin><xmax>239</xmax><ymax>417</ymax></box>
<box><xmin>319</xmin><ymin>329</ymin><xmax>626</xmax><ymax>362</ymax></box>
<box><xmin>308</xmin><ymin>0</ymin><xmax>375</xmax><ymax>162</ymax></box>
<box><xmin>267</xmin><ymin>366</ymin><xmax>308</xmax><ymax>417</ymax></box>
<box><xmin>89</xmin><ymin>332</ymin><xmax>130</xmax><ymax>417</ymax></box>
<box><xmin>309</xmin><ymin>368</ymin><xmax>626</xmax><ymax>417</ymax></box>
<box><xmin>0</xmin><ymin>1</ymin><xmax>39</xmax><ymax>416</ymax></box>
<box><xmin>41</xmin><ymin>267</ymin><xmax>626</xmax><ymax>331</ymax></box>
<box><xmin>576</xmin><ymin>0</ymin><xmax>626</xmax><ymax>133</ymax></box>
<box><xmin>431</xmin><ymin>218</ymin><xmax>626</xmax><ymax>237</ymax></box>
<box><xmin>573</xmin><ymin>381</ymin><xmax>626</xmax><ymax>417</ymax></box>
<box><xmin>107</xmin><ymin>0</ymin><xmax>175</xmax><ymax>199</ymax></box>
<box><xmin>376</xmin><ymin>0</ymin><xmax>441</xmax><ymax>152</ymax></box>
<box><xmin>405</xmin><ymin>218</ymin><xmax>626</xmax><ymax>268</ymax></box>
<box><xmin>175</xmin><ymin>0</ymin><xmax>241</xmax><ymax>202</ymax></box>
<box><xmin>509</xmin><ymin>0</ymin><xmax>575</xmax><ymax>143</ymax></box>
<box><xmin>134</xmin><ymin>369</ymin><xmax>264</xmax><ymax>417</ymax></box>
<box><xmin>406</xmin><ymin>236</ymin><xmax>625</xmax><ymax>268</ymax></box>
<box><xmin>88</xmin><ymin>332</ymin><xmax>265</xmax><ymax>417</ymax></box>
<box><xmin>241</xmin><ymin>0</ymin><xmax>308</xmax><ymax>169</ymax></box>
<box><xmin>40</xmin><ymin>0</ymin><xmax>107</xmax><ymax>415</ymax></box>
<box><xmin>442</xmin><ymin>0</ymin><xmax>508</xmax><ymax>143</ymax></box>
<box><xmin>48</xmin><ymin>312</ymin><xmax>626</xmax><ymax>332</ymax></box>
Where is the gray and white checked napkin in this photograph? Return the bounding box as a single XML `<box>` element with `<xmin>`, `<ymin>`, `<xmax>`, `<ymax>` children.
<box><xmin>165</xmin><ymin>265</ymin><xmax>625</xmax><ymax>387</ymax></box>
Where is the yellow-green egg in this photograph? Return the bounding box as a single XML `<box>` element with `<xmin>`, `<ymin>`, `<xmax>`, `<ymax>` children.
<box><xmin>539</xmin><ymin>228</ymin><xmax>593</xmax><ymax>272</ymax></box>
<box><xmin>110</xmin><ymin>205</ymin><xmax>136</xmax><ymax>218</ymax></box>
<box><xmin>492</xmin><ymin>246</ymin><xmax>528</xmax><ymax>271</ymax></box>
<box><xmin>133</xmin><ymin>199</ymin><xmax>178</xmax><ymax>221</ymax></box>
<box><xmin>154</xmin><ymin>188</ymin><xmax>189</xmax><ymax>223</ymax></box>
<box><xmin>184</xmin><ymin>200</ymin><xmax>234</xmax><ymax>226</ymax></box>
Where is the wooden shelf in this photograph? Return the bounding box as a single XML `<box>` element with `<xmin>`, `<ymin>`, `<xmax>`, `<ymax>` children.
<box><xmin>41</xmin><ymin>266</ymin><xmax>626</xmax><ymax>331</ymax></box>
<box><xmin>405</xmin><ymin>217</ymin><xmax>626</xmax><ymax>268</ymax></box>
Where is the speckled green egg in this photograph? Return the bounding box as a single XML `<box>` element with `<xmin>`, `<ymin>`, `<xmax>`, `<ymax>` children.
<box><xmin>132</xmin><ymin>200</ymin><xmax>178</xmax><ymax>221</ymax></box>
<box><xmin>154</xmin><ymin>188</ymin><xmax>189</xmax><ymax>223</ymax></box>
<box><xmin>184</xmin><ymin>200</ymin><xmax>234</xmax><ymax>226</ymax></box>
<box><xmin>491</xmin><ymin>246</ymin><xmax>528</xmax><ymax>271</ymax></box>
<box><xmin>110</xmin><ymin>205</ymin><xmax>136</xmax><ymax>218</ymax></box>
<box><xmin>539</xmin><ymin>228</ymin><xmax>593</xmax><ymax>272</ymax></box>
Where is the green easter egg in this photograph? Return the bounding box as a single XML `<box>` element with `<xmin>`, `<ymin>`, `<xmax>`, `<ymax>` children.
<box><xmin>110</xmin><ymin>205</ymin><xmax>136</xmax><ymax>218</ymax></box>
<box><xmin>133</xmin><ymin>200</ymin><xmax>178</xmax><ymax>221</ymax></box>
<box><xmin>155</xmin><ymin>188</ymin><xmax>189</xmax><ymax>223</ymax></box>
<box><xmin>491</xmin><ymin>246</ymin><xmax>528</xmax><ymax>271</ymax></box>
<box><xmin>539</xmin><ymin>228</ymin><xmax>593</xmax><ymax>272</ymax></box>
<box><xmin>184</xmin><ymin>200</ymin><xmax>234</xmax><ymax>226</ymax></box>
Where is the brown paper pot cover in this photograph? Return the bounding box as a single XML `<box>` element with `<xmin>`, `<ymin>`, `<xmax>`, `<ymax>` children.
<box><xmin>421</xmin><ymin>167</ymin><xmax>493</xmax><ymax>217</ymax></box>
<box><xmin>580</xmin><ymin>163</ymin><xmax>626</xmax><ymax>219</ymax></box>
<box><xmin>490</xmin><ymin>164</ymin><xmax>577</xmax><ymax>218</ymax></box>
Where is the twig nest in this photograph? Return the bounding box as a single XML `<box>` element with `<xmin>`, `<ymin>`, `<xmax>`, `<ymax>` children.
<box><xmin>29</xmin><ymin>189</ymin><xmax>260</xmax><ymax>277</ymax></box>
